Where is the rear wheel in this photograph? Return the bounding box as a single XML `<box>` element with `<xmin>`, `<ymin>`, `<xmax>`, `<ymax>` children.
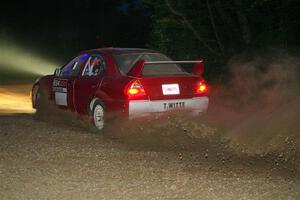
<box><xmin>90</xmin><ymin>101</ymin><xmax>106</xmax><ymax>133</ymax></box>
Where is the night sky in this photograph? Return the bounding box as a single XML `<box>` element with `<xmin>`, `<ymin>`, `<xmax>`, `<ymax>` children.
<box><xmin>0</xmin><ymin>0</ymin><xmax>150</xmax><ymax>60</ymax></box>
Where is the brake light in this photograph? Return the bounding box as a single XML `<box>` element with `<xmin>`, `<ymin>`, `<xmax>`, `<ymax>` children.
<box><xmin>126</xmin><ymin>80</ymin><xmax>147</xmax><ymax>99</ymax></box>
<box><xmin>195</xmin><ymin>81</ymin><xmax>207</xmax><ymax>94</ymax></box>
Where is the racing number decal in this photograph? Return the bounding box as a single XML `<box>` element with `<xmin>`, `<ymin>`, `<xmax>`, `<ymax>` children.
<box><xmin>53</xmin><ymin>78</ymin><xmax>68</xmax><ymax>106</ymax></box>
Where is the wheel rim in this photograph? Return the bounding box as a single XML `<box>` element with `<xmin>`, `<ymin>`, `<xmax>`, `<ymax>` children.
<box><xmin>93</xmin><ymin>105</ymin><xmax>104</xmax><ymax>130</ymax></box>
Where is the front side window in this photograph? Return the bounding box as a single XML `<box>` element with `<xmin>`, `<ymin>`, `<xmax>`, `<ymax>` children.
<box><xmin>82</xmin><ymin>55</ymin><xmax>105</xmax><ymax>76</ymax></box>
<box><xmin>60</xmin><ymin>54</ymin><xmax>89</xmax><ymax>76</ymax></box>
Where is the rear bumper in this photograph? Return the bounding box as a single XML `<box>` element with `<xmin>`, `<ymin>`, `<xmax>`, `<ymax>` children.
<box><xmin>128</xmin><ymin>96</ymin><xmax>209</xmax><ymax>119</ymax></box>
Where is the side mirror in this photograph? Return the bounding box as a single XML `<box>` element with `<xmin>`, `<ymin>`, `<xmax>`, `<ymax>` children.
<box><xmin>54</xmin><ymin>68</ymin><xmax>61</xmax><ymax>76</ymax></box>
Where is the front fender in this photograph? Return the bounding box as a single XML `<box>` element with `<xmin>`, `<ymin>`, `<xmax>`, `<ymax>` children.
<box><xmin>31</xmin><ymin>75</ymin><xmax>54</xmax><ymax>108</ymax></box>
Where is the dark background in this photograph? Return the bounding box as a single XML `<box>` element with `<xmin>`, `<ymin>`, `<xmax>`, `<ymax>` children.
<box><xmin>0</xmin><ymin>0</ymin><xmax>151</xmax><ymax>60</ymax></box>
<box><xmin>0</xmin><ymin>0</ymin><xmax>299</xmax><ymax>82</ymax></box>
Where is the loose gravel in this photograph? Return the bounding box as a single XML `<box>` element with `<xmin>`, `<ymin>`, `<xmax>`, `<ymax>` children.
<box><xmin>0</xmin><ymin>115</ymin><xmax>299</xmax><ymax>200</ymax></box>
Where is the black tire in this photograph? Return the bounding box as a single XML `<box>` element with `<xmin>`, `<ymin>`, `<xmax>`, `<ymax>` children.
<box><xmin>34</xmin><ymin>89</ymin><xmax>51</xmax><ymax>120</ymax></box>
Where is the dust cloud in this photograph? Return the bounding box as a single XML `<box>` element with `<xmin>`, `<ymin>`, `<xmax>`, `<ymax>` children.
<box><xmin>220</xmin><ymin>49</ymin><xmax>300</xmax><ymax>161</ymax></box>
<box><xmin>106</xmin><ymin>48</ymin><xmax>300</xmax><ymax>171</ymax></box>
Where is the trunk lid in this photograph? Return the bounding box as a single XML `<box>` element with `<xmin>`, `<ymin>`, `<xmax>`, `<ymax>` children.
<box><xmin>139</xmin><ymin>75</ymin><xmax>200</xmax><ymax>100</ymax></box>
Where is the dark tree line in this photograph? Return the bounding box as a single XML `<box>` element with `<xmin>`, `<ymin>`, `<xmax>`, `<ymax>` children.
<box><xmin>143</xmin><ymin>0</ymin><xmax>300</xmax><ymax>80</ymax></box>
<box><xmin>145</xmin><ymin>0</ymin><xmax>300</xmax><ymax>55</ymax></box>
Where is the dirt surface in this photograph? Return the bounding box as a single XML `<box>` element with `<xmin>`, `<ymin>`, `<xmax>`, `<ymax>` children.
<box><xmin>0</xmin><ymin>115</ymin><xmax>299</xmax><ymax>200</ymax></box>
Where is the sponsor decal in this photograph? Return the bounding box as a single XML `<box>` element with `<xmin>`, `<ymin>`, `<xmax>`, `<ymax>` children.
<box><xmin>53</xmin><ymin>79</ymin><xmax>68</xmax><ymax>93</ymax></box>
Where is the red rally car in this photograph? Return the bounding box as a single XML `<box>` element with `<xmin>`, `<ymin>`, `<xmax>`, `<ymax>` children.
<box><xmin>31</xmin><ymin>48</ymin><xmax>209</xmax><ymax>132</ymax></box>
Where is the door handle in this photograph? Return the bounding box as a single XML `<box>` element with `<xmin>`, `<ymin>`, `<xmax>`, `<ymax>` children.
<box><xmin>91</xmin><ymin>85</ymin><xmax>96</xmax><ymax>89</ymax></box>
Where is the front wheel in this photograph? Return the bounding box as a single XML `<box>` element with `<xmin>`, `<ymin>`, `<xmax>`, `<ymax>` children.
<box><xmin>34</xmin><ymin>88</ymin><xmax>56</xmax><ymax>120</ymax></box>
<box><xmin>91</xmin><ymin>101</ymin><xmax>106</xmax><ymax>133</ymax></box>
<box><xmin>34</xmin><ymin>89</ymin><xmax>47</xmax><ymax>117</ymax></box>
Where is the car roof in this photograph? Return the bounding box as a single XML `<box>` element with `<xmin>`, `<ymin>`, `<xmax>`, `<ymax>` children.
<box><xmin>82</xmin><ymin>47</ymin><xmax>159</xmax><ymax>55</ymax></box>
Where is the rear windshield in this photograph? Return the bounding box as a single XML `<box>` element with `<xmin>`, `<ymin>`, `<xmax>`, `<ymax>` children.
<box><xmin>113</xmin><ymin>53</ymin><xmax>188</xmax><ymax>76</ymax></box>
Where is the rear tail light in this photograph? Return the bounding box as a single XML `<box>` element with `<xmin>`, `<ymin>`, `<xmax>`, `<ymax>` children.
<box><xmin>195</xmin><ymin>80</ymin><xmax>208</xmax><ymax>94</ymax></box>
<box><xmin>126</xmin><ymin>80</ymin><xmax>147</xmax><ymax>99</ymax></box>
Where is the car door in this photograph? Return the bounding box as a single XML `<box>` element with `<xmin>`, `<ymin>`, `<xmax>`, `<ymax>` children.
<box><xmin>73</xmin><ymin>54</ymin><xmax>105</xmax><ymax>114</ymax></box>
<box><xmin>52</xmin><ymin>54</ymin><xmax>89</xmax><ymax>110</ymax></box>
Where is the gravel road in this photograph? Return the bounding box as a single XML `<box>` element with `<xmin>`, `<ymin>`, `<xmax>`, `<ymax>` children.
<box><xmin>0</xmin><ymin>115</ymin><xmax>299</xmax><ymax>200</ymax></box>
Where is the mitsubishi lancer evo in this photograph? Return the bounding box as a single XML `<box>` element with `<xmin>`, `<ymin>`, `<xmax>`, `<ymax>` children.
<box><xmin>31</xmin><ymin>48</ymin><xmax>209</xmax><ymax>132</ymax></box>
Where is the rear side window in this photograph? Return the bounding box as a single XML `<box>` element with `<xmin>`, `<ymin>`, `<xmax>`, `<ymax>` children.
<box><xmin>114</xmin><ymin>54</ymin><xmax>142</xmax><ymax>75</ymax></box>
<box><xmin>113</xmin><ymin>53</ymin><xmax>187</xmax><ymax>76</ymax></box>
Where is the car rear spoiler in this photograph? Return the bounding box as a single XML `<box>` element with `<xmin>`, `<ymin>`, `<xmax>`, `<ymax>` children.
<box><xmin>127</xmin><ymin>60</ymin><xmax>204</xmax><ymax>78</ymax></box>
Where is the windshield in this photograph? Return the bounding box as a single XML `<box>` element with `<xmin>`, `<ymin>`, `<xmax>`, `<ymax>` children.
<box><xmin>113</xmin><ymin>53</ymin><xmax>188</xmax><ymax>76</ymax></box>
